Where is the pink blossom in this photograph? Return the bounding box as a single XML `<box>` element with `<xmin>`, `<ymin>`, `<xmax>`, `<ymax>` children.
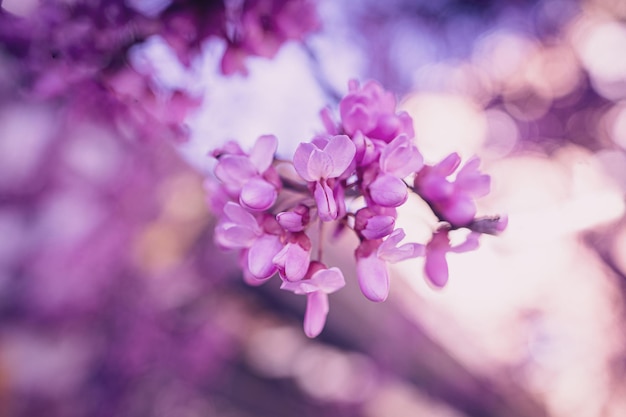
<box><xmin>339</xmin><ymin>80</ymin><xmax>414</xmax><ymax>142</ymax></box>
<box><xmin>368</xmin><ymin>173</ymin><xmax>409</xmax><ymax>207</ymax></box>
<box><xmin>424</xmin><ymin>229</ymin><xmax>480</xmax><ymax>288</ymax></box>
<box><xmin>214</xmin><ymin>202</ymin><xmax>263</xmax><ymax>249</ymax></box>
<box><xmin>214</xmin><ymin>202</ymin><xmax>283</xmax><ymax>281</ymax></box>
<box><xmin>355</xmin><ymin>229</ymin><xmax>424</xmax><ymax>302</ymax></box>
<box><xmin>414</xmin><ymin>153</ymin><xmax>490</xmax><ymax>227</ymax></box>
<box><xmin>293</xmin><ymin>135</ymin><xmax>355</xmax><ymax>221</ymax></box>
<box><xmin>214</xmin><ymin>135</ymin><xmax>281</xmax><ymax>211</ymax></box>
<box><xmin>221</xmin><ymin>0</ymin><xmax>320</xmax><ymax>75</ymax></box>
<box><xmin>246</xmin><ymin>233</ymin><xmax>284</xmax><ymax>280</ymax></box>
<box><xmin>379</xmin><ymin>135</ymin><xmax>423</xmax><ymax>178</ymax></box>
<box><xmin>272</xmin><ymin>232</ymin><xmax>312</xmax><ymax>282</ymax></box>
<box><xmin>281</xmin><ymin>262</ymin><xmax>345</xmax><ymax>338</ymax></box>
<box><xmin>365</xmin><ymin>135</ymin><xmax>423</xmax><ymax>208</ymax></box>
<box><xmin>354</xmin><ymin>207</ymin><xmax>396</xmax><ymax>240</ymax></box>
<box><xmin>276</xmin><ymin>204</ymin><xmax>310</xmax><ymax>232</ymax></box>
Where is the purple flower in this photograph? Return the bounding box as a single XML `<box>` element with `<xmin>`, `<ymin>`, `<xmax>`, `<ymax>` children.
<box><xmin>293</xmin><ymin>135</ymin><xmax>356</xmax><ymax>221</ymax></box>
<box><xmin>276</xmin><ymin>204</ymin><xmax>310</xmax><ymax>232</ymax></box>
<box><xmin>367</xmin><ymin>173</ymin><xmax>409</xmax><ymax>208</ymax></box>
<box><xmin>214</xmin><ymin>202</ymin><xmax>283</xmax><ymax>281</ymax></box>
<box><xmin>354</xmin><ymin>207</ymin><xmax>396</xmax><ymax>240</ymax></box>
<box><xmin>245</xmin><ymin>233</ymin><xmax>284</xmax><ymax>281</ymax></box>
<box><xmin>424</xmin><ymin>229</ymin><xmax>480</xmax><ymax>288</ymax></box>
<box><xmin>272</xmin><ymin>232</ymin><xmax>312</xmax><ymax>282</ymax></box>
<box><xmin>280</xmin><ymin>261</ymin><xmax>345</xmax><ymax>338</ymax></box>
<box><xmin>414</xmin><ymin>153</ymin><xmax>490</xmax><ymax>227</ymax></box>
<box><xmin>366</xmin><ymin>135</ymin><xmax>423</xmax><ymax>208</ymax></box>
<box><xmin>214</xmin><ymin>134</ymin><xmax>281</xmax><ymax>211</ymax></box>
<box><xmin>379</xmin><ymin>135</ymin><xmax>423</xmax><ymax>178</ymax></box>
<box><xmin>355</xmin><ymin>229</ymin><xmax>424</xmax><ymax>302</ymax></box>
<box><xmin>221</xmin><ymin>0</ymin><xmax>320</xmax><ymax>75</ymax></box>
<box><xmin>339</xmin><ymin>80</ymin><xmax>414</xmax><ymax>142</ymax></box>
<box><xmin>214</xmin><ymin>202</ymin><xmax>263</xmax><ymax>249</ymax></box>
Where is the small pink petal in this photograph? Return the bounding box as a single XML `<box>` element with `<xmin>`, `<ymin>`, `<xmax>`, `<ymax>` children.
<box><xmin>239</xmin><ymin>178</ymin><xmax>277</xmax><ymax>211</ymax></box>
<box><xmin>241</xmin><ymin>251</ymin><xmax>274</xmax><ymax>286</ymax></box>
<box><xmin>214</xmin><ymin>223</ymin><xmax>258</xmax><ymax>249</ymax></box>
<box><xmin>223</xmin><ymin>202</ymin><xmax>261</xmax><ymax>232</ymax></box>
<box><xmin>307</xmin><ymin>148</ymin><xmax>333</xmax><ymax>180</ymax></box>
<box><xmin>214</xmin><ymin>155</ymin><xmax>257</xmax><ymax>187</ymax></box>
<box><xmin>249</xmin><ymin>135</ymin><xmax>278</xmax><ymax>173</ymax></box>
<box><xmin>356</xmin><ymin>253</ymin><xmax>389</xmax><ymax>302</ymax></box>
<box><xmin>309</xmin><ymin>267</ymin><xmax>345</xmax><ymax>294</ymax></box>
<box><xmin>314</xmin><ymin>180</ymin><xmax>337</xmax><ymax>222</ymax></box>
<box><xmin>280</xmin><ymin>278</ymin><xmax>318</xmax><ymax>294</ymax></box>
<box><xmin>425</xmin><ymin>250</ymin><xmax>449</xmax><ymax>288</ymax></box>
<box><xmin>247</xmin><ymin>234</ymin><xmax>283</xmax><ymax>279</ymax></box>
<box><xmin>369</xmin><ymin>174</ymin><xmax>408</xmax><ymax>207</ymax></box>
<box><xmin>272</xmin><ymin>243</ymin><xmax>310</xmax><ymax>282</ymax></box>
<box><xmin>378</xmin><ymin>228</ymin><xmax>424</xmax><ymax>262</ymax></box>
<box><xmin>320</xmin><ymin>107</ymin><xmax>338</xmax><ymax>135</ymax></box>
<box><xmin>220</xmin><ymin>46</ymin><xmax>248</xmax><ymax>76</ymax></box>
<box><xmin>434</xmin><ymin>153</ymin><xmax>462</xmax><ymax>176</ymax></box>
<box><xmin>456</xmin><ymin>158</ymin><xmax>491</xmax><ymax>197</ymax></box>
<box><xmin>276</xmin><ymin>211</ymin><xmax>305</xmax><ymax>232</ymax></box>
<box><xmin>380</xmin><ymin>135</ymin><xmax>423</xmax><ymax>177</ymax></box>
<box><xmin>441</xmin><ymin>196</ymin><xmax>476</xmax><ymax>227</ymax></box>
<box><xmin>304</xmin><ymin>291</ymin><xmax>329</xmax><ymax>338</ymax></box>
<box><xmin>361</xmin><ymin>214</ymin><xmax>395</xmax><ymax>240</ymax></box>
<box><xmin>450</xmin><ymin>232</ymin><xmax>480</xmax><ymax>253</ymax></box>
<box><xmin>324</xmin><ymin>135</ymin><xmax>356</xmax><ymax>178</ymax></box>
<box><xmin>293</xmin><ymin>142</ymin><xmax>317</xmax><ymax>182</ymax></box>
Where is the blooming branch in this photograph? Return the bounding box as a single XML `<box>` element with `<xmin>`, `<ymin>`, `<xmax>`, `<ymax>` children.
<box><xmin>206</xmin><ymin>79</ymin><xmax>506</xmax><ymax>337</ymax></box>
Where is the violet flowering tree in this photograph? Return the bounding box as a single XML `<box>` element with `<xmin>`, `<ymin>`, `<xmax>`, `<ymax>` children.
<box><xmin>0</xmin><ymin>0</ymin><xmax>319</xmax><ymax>141</ymax></box>
<box><xmin>207</xmin><ymin>79</ymin><xmax>507</xmax><ymax>337</ymax></box>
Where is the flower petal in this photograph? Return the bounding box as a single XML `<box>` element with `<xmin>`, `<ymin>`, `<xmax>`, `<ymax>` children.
<box><xmin>324</xmin><ymin>135</ymin><xmax>356</xmax><ymax>178</ymax></box>
<box><xmin>293</xmin><ymin>142</ymin><xmax>317</xmax><ymax>182</ymax></box>
<box><xmin>361</xmin><ymin>215</ymin><xmax>395</xmax><ymax>240</ymax></box>
<box><xmin>309</xmin><ymin>267</ymin><xmax>345</xmax><ymax>294</ymax></box>
<box><xmin>307</xmin><ymin>148</ymin><xmax>333</xmax><ymax>180</ymax></box>
<box><xmin>214</xmin><ymin>155</ymin><xmax>257</xmax><ymax>187</ymax></box>
<box><xmin>314</xmin><ymin>180</ymin><xmax>337</xmax><ymax>222</ymax></box>
<box><xmin>369</xmin><ymin>173</ymin><xmax>408</xmax><ymax>207</ymax></box>
<box><xmin>272</xmin><ymin>243</ymin><xmax>310</xmax><ymax>282</ymax></box>
<box><xmin>223</xmin><ymin>202</ymin><xmax>261</xmax><ymax>233</ymax></box>
<box><xmin>380</xmin><ymin>135</ymin><xmax>423</xmax><ymax>177</ymax></box>
<box><xmin>425</xmin><ymin>249</ymin><xmax>449</xmax><ymax>288</ymax></box>
<box><xmin>214</xmin><ymin>223</ymin><xmax>258</xmax><ymax>249</ymax></box>
<box><xmin>378</xmin><ymin>228</ymin><xmax>424</xmax><ymax>262</ymax></box>
<box><xmin>249</xmin><ymin>134</ymin><xmax>278</xmax><ymax>173</ymax></box>
<box><xmin>239</xmin><ymin>177</ymin><xmax>277</xmax><ymax>211</ymax></box>
<box><xmin>304</xmin><ymin>291</ymin><xmax>329</xmax><ymax>338</ymax></box>
<box><xmin>356</xmin><ymin>253</ymin><xmax>389</xmax><ymax>302</ymax></box>
<box><xmin>276</xmin><ymin>211</ymin><xmax>305</xmax><ymax>232</ymax></box>
<box><xmin>247</xmin><ymin>234</ymin><xmax>282</xmax><ymax>279</ymax></box>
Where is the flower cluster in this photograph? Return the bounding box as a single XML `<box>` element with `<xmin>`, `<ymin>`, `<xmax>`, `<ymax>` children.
<box><xmin>207</xmin><ymin>79</ymin><xmax>506</xmax><ymax>337</ymax></box>
<box><xmin>0</xmin><ymin>0</ymin><xmax>319</xmax><ymax>140</ymax></box>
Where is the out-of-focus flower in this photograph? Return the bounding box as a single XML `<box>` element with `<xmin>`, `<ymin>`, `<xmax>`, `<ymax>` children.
<box><xmin>414</xmin><ymin>153</ymin><xmax>490</xmax><ymax>227</ymax></box>
<box><xmin>424</xmin><ymin>229</ymin><xmax>480</xmax><ymax>288</ymax></box>
<box><xmin>221</xmin><ymin>0</ymin><xmax>320</xmax><ymax>75</ymax></box>
<box><xmin>355</xmin><ymin>229</ymin><xmax>424</xmax><ymax>302</ymax></box>
<box><xmin>339</xmin><ymin>79</ymin><xmax>415</xmax><ymax>142</ymax></box>
<box><xmin>280</xmin><ymin>261</ymin><xmax>345</xmax><ymax>337</ymax></box>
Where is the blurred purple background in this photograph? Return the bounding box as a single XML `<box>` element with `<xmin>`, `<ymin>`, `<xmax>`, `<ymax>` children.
<box><xmin>1</xmin><ymin>0</ymin><xmax>626</xmax><ymax>416</ymax></box>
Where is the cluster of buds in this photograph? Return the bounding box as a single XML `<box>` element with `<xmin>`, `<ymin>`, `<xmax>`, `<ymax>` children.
<box><xmin>207</xmin><ymin>80</ymin><xmax>507</xmax><ymax>337</ymax></box>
